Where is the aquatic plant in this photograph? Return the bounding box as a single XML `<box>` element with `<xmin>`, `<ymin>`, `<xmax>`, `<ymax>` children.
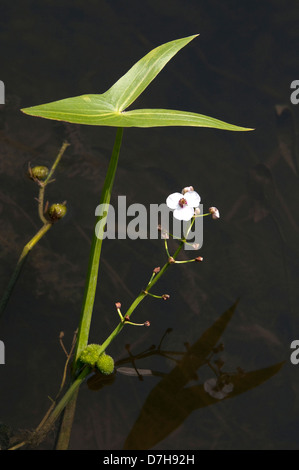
<box><xmin>6</xmin><ymin>34</ymin><xmax>254</xmax><ymax>449</ymax></box>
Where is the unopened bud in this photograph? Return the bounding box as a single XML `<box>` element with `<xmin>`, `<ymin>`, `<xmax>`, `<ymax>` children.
<box><xmin>115</xmin><ymin>302</ymin><xmax>121</xmax><ymax>309</ymax></box>
<box><xmin>168</xmin><ymin>257</ymin><xmax>175</xmax><ymax>264</ymax></box>
<box><xmin>48</xmin><ymin>203</ymin><xmax>67</xmax><ymax>221</ymax></box>
<box><xmin>162</xmin><ymin>294</ymin><xmax>170</xmax><ymax>301</ymax></box>
<box><xmin>195</xmin><ymin>256</ymin><xmax>203</xmax><ymax>262</ymax></box>
<box><xmin>144</xmin><ymin>321</ymin><xmax>150</xmax><ymax>327</ymax></box>
<box><xmin>182</xmin><ymin>186</ymin><xmax>194</xmax><ymax>195</ymax></box>
<box><xmin>209</xmin><ymin>207</ymin><xmax>220</xmax><ymax>219</ymax></box>
<box><xmin>161</xmin><ymin>230</ymin><xmax>169</xmax><ymax>239</ymax></box>
<box><xmin>29</xmin><ymin>165</ymin><xmax>49</xmax><ymax>181</ymax></box>
<box><xmin>153</xmin><ymin>267</ymin><xmax>160</xmax><ymax>274</ymax></box>
<box><xmin>194</xmin><ymin>207</ymin><xmax>201</xmax><ymax>215</ymax></box>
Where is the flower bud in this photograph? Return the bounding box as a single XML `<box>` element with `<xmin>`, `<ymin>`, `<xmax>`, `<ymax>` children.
<box><xmin>144</xmin><ymin>321</ymin><xmax>150</xmax><ymax>327</ymax></box>
<box><xmin>48</xmin><ymin>203</ymin><xmax>67</xmax><ymax>221</ymax></box>
<box><xmin>29</xmin><ymin>165</ymin><xmax>49</xmax><ymax>181</ymax></box>
<box><xmin>162</xmin><ymin>294</ymin><xmax>170</xmax><ymax>300</ymax></box>
<box><xmin>182</xmin><ymin>186</ymin><xmax>194</xmax><ymax>195</ymax></box>
<box><xmin>209</xmin><ymin>207</ymin><xmax>220</xmax><ymax>219</ymax></box>
<box><xmin>96</xmin><ymin>353</ymin><xmax>115</xmax><ymax>375</ymax></box>
<box><xmin>195</xmin><ymin>256</ymin><xmax>203</xmax><ymax>262</ymax></box>
<box><xmin>79</xmin><ymin>344</ymin><xmax>102</xmax><ymax>367</ymax></box>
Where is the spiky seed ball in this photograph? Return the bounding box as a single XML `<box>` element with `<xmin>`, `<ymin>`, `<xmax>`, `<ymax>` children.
<box><xmin>96</xmin><ymin>353</ymin><xmax>115</xmax><ymax>375</ymax></box>
<box><xmin>79</xmin><ymin>344</ymin><xmax>102</xmax><ymax>367</ymax></box>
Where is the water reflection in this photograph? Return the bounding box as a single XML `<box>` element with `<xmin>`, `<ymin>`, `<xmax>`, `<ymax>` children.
<box><xmin>87</xmin><ymin>301</ymin><xmax>284</xmax><ymax>450</ymax></box>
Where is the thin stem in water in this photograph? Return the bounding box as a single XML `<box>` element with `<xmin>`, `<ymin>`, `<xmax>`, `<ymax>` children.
<box><xmin>0</xmin><ymin>222</ymin><xmax>52</xmax><ymax>321</ymax></box>
<box><xmin>0</xmin><ymin>141</ymin><xmax>69</xmax><ymax>321</ymax></box>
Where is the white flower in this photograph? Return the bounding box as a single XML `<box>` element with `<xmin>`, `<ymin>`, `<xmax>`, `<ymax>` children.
<box><xmin>166</xmin><ymin>188</ymin><xmax>200</xmax><ymax>221</ymax></box>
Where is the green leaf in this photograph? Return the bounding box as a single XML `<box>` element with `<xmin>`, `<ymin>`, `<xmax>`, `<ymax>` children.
<box><xmin>21</xmin><ymin>34</ymin><xmax>253</xmax><ymax>131</ymax></box>
<box><xmin>117</xmin><ymin>109</ymin><xmax>251</xmax><ymax>130</ymax></box>
<box><xmin>103</xmin><ymin>34</ymin><xmax>199</xmax><ymax>111</ymax></box>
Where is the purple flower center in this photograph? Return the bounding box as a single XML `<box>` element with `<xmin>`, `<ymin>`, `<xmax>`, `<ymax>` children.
<box><xmin>178</xmin><ymin>197</ymin><xmax>187</xmax><ymax>208</ymax></box>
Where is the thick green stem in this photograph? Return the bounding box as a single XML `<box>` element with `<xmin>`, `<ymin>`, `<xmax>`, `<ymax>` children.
<box><xmin>73</xmin><ymin>128</ymin><xmax>124</xmax><ymax>366</ymax></box>
<box><xmin>54</xmin><ymin>389</ymin><xmax>79</xmax><ymax>450</ymax></box>
<box><xmin>55</xmin><ymin>128</ymin><xmax>123</xmax><ymax>450</ymax></box>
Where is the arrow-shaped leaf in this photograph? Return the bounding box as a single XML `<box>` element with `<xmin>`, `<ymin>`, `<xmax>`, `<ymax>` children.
<box><xmin>103</xmin><ymin>34</ymin><xmax>199</xmax><ymax>111</ymax></box>
<box><xmin>21</xmin><ymin>35</ymin><xmax>253</xmax><ymax>131</ymax></box>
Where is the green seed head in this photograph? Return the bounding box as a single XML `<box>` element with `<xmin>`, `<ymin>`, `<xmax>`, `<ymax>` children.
<box><xmin>96</xmin><ymin>353</ymin><xmax>115</xmax><ymax>375</ymax></box>
<box><xmin>79</xmin><ymin>344</ymin><xmax>102</xmax><ymax>367</ymax></box>
<box><xmin>29</xmin><ymin>165</ymin><xmax>49</xmax><ymax>181</ymax></box>
<box><xmin>48</xmin><ymin>203</ymin><xmax>67</xmax><ymax>221</ymax></box>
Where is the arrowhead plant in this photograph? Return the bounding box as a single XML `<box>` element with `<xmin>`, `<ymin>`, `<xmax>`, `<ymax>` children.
<box><xmin>17</xmin><ymin>34</ymin><xmax>253</xmax><ymax>450</ymax></box>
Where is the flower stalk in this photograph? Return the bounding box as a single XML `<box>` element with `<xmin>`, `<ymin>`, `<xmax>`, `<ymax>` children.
<box><xmin>0</xmin><ymin>141</ymin><xmax>69</xmax><ymax>322</ymax></box>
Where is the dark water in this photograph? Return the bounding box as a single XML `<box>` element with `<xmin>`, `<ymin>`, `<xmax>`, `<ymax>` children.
<box><xmin>0</xmin><ymin>0</ymin><xmax>299</xmax><ymax>450</ymax></box>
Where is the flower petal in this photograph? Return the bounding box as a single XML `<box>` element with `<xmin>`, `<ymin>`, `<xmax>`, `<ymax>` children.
<box><xmin>166</xmin><ymin>192</ymin><xmax>182</xmax><ymax>209</ymax></box>
<box><xmin>173</xmin><ymin>206</ymin><xmax>194</xmax><ymax>221</ymax></box>
<box><xmin>184</xmin><ymin>190</ymin><xmax>200</xmax><ymax>207</ymax></box>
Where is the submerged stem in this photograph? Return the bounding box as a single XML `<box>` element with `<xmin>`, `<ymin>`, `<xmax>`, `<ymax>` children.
<box><xmin>0</xmin><ymin>222</ymin><xmax>52</xmax><ymax>321</ymax></box>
